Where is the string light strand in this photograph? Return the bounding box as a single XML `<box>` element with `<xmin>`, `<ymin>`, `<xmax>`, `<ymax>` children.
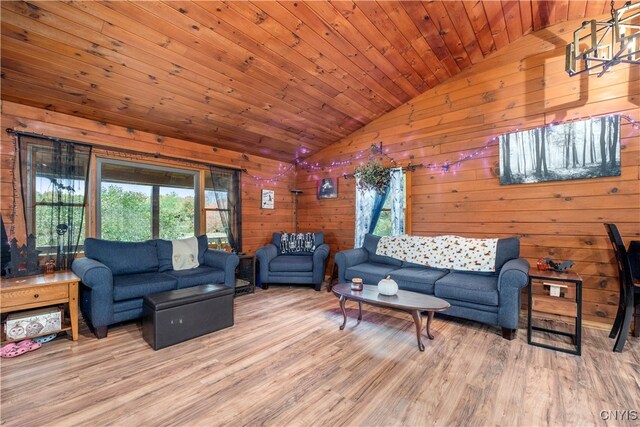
<box><xmin>244</xmin><ymin>113</ymin><xmax>639</xmax><ymax>182</ymax></box>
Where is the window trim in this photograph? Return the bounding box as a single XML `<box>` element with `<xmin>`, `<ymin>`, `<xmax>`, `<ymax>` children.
<box><xmin>95</xmin><ymin>158</ymin><xmax>201</xmax><ymax>240</ymax></box>
<box><xmin>373</xmin><ymin>169</ymin><xmax>408</xmax><ymax>237</ymax></box>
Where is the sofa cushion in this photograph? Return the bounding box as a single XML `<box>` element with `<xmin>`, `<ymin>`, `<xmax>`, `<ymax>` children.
<box><xmin>166</xmin><ymin>266</ymin><xmax>225</xmax><ymax>289</ymax></box>
<box><xmin>196</xmin><ymin>235</ymin><xmax>208</xmax><ymax>265</ymax></box>
<box><xmin>112</xmin><ymin>272</ymin><xmax>177</xmax><ymax>302</ymax></box>
<box><xmin>434</xmin><ymin>272</ymin><xmax>499</xmax><ymax>306</ymax></box>
<box><xmin>390</xmin><ymin>267</ymin><xmax>449</xmax><ymax>294</ymax></box>
<box><xmin>345</xmin><ymin>262</ymin><xmax>399</xmax><ymax>285</ymax></box>
<box><xmin>85</xmin><ymin>238</ymin><xmax>159</xmax><ymax>276</ymax></box>
<box><xmin>495</xmin><ymin>237</ymin><xmax>520</xmax><ymax>271</ymax></box>
<box><xmin>156</xmin><ymin>239</ymin><xmax>173</xmax><ymax>272</ymax></box>
<box><xmin>270</xmin><ymin>255</ymin><xmax>313</xmax><ymax>272</ymax></box>
<box><xmin>363</xmin><ymin>234</ymin><xmax>403</xmax><ymax>267</ymax></box>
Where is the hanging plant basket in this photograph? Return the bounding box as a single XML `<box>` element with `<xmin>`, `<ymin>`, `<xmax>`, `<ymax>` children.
<box><xmin>355</xmin><ymin>159</ymin><xmax>390</xmax><ymax>195</ymax></box>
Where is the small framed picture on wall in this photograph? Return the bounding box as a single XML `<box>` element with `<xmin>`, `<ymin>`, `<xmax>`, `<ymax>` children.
<box><xmin>317</xmin><ymin>177</ymin><xmax>338</xmax><ymax>199</ymax></box>
<box><xmin>261</xmin><ymin>189</ymin><xmax>275</xmax><ymax>209</ymax></box>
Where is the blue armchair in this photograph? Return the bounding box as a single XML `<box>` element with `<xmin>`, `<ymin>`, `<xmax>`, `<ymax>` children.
<box><xmin>255</xmin><ymin>232</ymin><xmax>330</xmax><ymax>291</ymax></box>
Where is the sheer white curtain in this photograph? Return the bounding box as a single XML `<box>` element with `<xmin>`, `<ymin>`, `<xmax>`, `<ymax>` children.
<box><xmin>389</xmin><ymin>168</ymin><xmax>405</xmax><ymax>236</ymax></box>
<box><xmin>354</xmin><ymin>176</ymin><xmax>376</xmax><ymax>248</ymax></box>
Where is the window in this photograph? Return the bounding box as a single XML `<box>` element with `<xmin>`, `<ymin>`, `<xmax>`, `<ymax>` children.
<box><xmin>204</xmin><ymin>168</ymin><xmax>241</xmax><ymax>252</ymax></box>
<box><xmin>33</xmin><ymin>174</ymin><xmax>87</xmax><ymax>251</ymax></box>
<box><xmin>21</xmin><ymin>138</ymin><xmax>91</xmax><ymax>266</ymax></box>
<box><xmin>373</xmin><ymin>170</ymin><xmax>406</xmax><ymax>237</ymax></box>
<box><xmin>97</xmin><ymin>160</ymin><xmax>198</xmax><ymax>241</ymax></box>
<box><xmin>204</xmin><ymin>181</ymin><xmax>227</xmax><ymax>248</ymax></box>
<box><xmin>355</xmin><ymin>168</ymin><xmax>406</xmax><ymax>247</ymax></box>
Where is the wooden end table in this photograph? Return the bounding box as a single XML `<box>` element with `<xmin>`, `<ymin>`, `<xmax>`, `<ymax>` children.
<box><xmin>1</xmin><ymin>271</ymin><xmax>80</xmax><ymax>343</ymax></box>
<box><xmin>527</xmin><ymin>268</ymin><xmax>582</xmax><ymax>355</ymax></box>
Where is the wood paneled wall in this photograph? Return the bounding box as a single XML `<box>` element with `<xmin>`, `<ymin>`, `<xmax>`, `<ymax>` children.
<box><xmin>0</xmin><ymin>102</ymin><xmax>294</xmax><ymax>253</ymax></box>
<box><xmin>295</xmin><ymin>20</ymin><xmax>640</xmax><ymax>325</ymax></box>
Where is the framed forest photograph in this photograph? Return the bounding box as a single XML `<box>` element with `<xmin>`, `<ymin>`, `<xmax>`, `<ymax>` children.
<box><xmin>499</xmin><ymin>115</ymin><xmax>621</xmax><ymax>185</ymax></box>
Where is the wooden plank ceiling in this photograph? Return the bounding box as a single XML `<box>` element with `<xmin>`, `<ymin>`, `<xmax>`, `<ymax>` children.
<box><xmin>1</xmin><ymin>1</ymin><xmax>613</xmax><ymax>163</ymax></box>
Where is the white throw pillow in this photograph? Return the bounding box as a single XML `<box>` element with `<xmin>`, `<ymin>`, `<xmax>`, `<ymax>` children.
<box><xmin>171</xmin><ymin>236</ymin><xmax>200</xmax><ymax>271</ymax></box>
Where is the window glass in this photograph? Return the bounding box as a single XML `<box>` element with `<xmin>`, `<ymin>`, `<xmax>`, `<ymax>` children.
<box><xmin>100</xmin><ymin>182</ymin><xmax>152</xmax><ymax>241</ymax></box>
<box><xmin>159</xmin><ymin>187</ymin><xmax>195</xmax><ymax>240</ymax></box>
<box><xmin>29</xmin><ymin>145</ymin><xmax>89</xmax><ymax>254</ymax></box>
<box><xmin>204</xmin><ymin>174</ymin><xmax>231</xmax><ymax>248</ymax></box>
<box><xmin>373</xmin><ymin>173</ymin><xmax>406</xmax><ymax>237</ymax></box>
<box><xmin>99</xmin><ymin>161</ymin><xmax>196</xmax><ymax>241</ymax></box>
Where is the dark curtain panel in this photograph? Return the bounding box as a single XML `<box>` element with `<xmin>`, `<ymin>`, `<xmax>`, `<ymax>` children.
<box><xmin>208</xmin><ymin>166</ymin><xmax>242</xmax><ymax>253</ymax></box>
<box><xmin>18</xmin><ymin>135</ymin><xmax>92</xmax><ymax>270</ymax></box>
<box><xmin>1</xmin><ymin>214</ymin><xmax>10</xmax><ymax>276</ymax></box>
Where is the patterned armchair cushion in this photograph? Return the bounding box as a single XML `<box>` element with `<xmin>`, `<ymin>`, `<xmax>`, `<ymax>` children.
<box><xmin>272</xmin><ymin>232</ymin><xmax>324</xmax><ymax>255</ymax></box>
<box><xmin>280</xmin><ymin>232</ymin><xmax>316</xmax><ymax>254</ymax></box>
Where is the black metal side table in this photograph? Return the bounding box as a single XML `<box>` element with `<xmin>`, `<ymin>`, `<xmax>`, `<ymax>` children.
<box><xmin>235</xmin><ymin>254</ymin><xmax>256</xmax><ymax>296</ymax></box>
<box><xmin>527</xmin><ymin>268</ymin><xmax>582</xmax><ymax>356</ymax></box>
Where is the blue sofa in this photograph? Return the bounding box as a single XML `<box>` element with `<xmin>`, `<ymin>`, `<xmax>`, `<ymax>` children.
<box><xmin>72</xmin><ymin>236</ymin><xmax>239</xmax><ymax>338</ymax></box>
<box><xmin>255</xmin><ymin>232</ymin><xmax>330</xmax><ymax>291</ymax></box>
<box><xmin>335</xmin><ymin>234</ymin><xmax>530</xmax><ymax>339</ymax></box>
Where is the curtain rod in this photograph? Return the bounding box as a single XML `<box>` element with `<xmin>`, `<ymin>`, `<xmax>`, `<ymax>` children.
<box><xmin>342</xmin><ymin>163</ymin><xmax>423</xmax><ymax>179</ymax></box>
<box><xmin>6</xmin><ymin>128</ymin><xmax>247</xmax><ymax>173</ymax></box>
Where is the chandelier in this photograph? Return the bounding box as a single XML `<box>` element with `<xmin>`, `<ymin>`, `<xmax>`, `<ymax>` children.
<box><xmin>566</xmin><ymin>1</ymin><xmax>640</xmax><ymax>77</ymax></box>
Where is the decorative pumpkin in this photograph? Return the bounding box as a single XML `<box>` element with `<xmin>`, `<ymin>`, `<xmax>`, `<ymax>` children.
<box><xmin>377</xmin><ymin>275</ymin><xmax>398</xmax><ymax>296</ymax></box>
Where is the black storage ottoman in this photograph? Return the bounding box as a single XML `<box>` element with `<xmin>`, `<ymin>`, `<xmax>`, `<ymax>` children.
<box><xmin>143</xmin><ymin>284</ymin><xmax>234</xmax><ymax>350</ymax></box>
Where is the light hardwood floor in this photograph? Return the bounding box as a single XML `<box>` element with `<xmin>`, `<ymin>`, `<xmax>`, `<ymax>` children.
<box><xmin>1</xmin><ymin>286</ymin><xmax>639</xmax><ymax>426</ymax></box>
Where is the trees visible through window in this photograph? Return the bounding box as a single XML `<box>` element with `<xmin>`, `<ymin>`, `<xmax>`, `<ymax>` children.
<box><xmin>98</xmin><ymin>160</ymin><xmax>197</xmax><ymax>241</ymax></box>
<box><xmin>22</xmin><ymin>137</ymin><xmax>91</xmax><ymax>271</ymax></box>
<box><xmin>204</xmin><ymin>168</ymin><xmax>241</xmax><ymax>252</ymax></box>
<box><xmin>373</xmin><ymin>171</ymin><xmax>406</xmax><ymax>237</ymax></box>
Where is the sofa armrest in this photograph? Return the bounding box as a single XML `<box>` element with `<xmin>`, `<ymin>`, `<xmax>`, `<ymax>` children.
<box><xmin>497</xmin><ymin>258</ymin><xmax>530</xmax><ymax>329</ymax></box>
<box><xmin>71</xmin><ymin>257</ymin><xmax>114</xmax><ymax>328</ymax></box>
<box><xmin>203</xmin><ymin>249</ymin><xmax>239</xmax><ymax>288</ymax></box>
<box><xmin>497</xmin><ymin>258</ymin><xmax>530</xmax><ymax>291</ymax></box>
<box><xmin>334</xmin><ymin>248</ymin><xmax>368</xmax><ymax>283</ymax></box>
<box><xmin>255</xmin><ymin>244</ymin><xmax>278</xmax><ymax>283</ymax></box>
<box><xmin>312</xmin><ymin>244</ymin><xmax>331</xmax><ymax>285</ymax></box>
<box><xmin>72</xmin><ymin>257</ymin><xmax>113</xmax><ymax>290</ymax></box>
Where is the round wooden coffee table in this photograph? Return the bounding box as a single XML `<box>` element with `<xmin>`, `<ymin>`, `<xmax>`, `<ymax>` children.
<box><xmin>332</xmin><ymin>283</ymin><xmax>450</xmax><ymax>351</ymax></box>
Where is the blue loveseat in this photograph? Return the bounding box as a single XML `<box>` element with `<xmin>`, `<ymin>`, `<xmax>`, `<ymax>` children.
<box><xmin>335</xmin><ymin>234</ymin><xmax>530</xmax><ymax>339</ymax></box>
<box><xmin>72</xmin><ymin>236</ymin><xmax>239</xmax><ymax>338</ymax></box>
<box><xmin>255</xmin><ymin>232</ymin><xmax>330</xmax><ymax>291</ymax></box>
